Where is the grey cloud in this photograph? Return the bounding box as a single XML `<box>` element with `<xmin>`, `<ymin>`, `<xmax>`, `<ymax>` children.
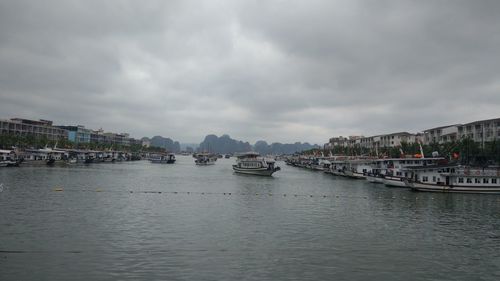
<box><xmin>1</xmin><ymin>0</ymin><xmax>499</xmax><ymax>144</ymax></box>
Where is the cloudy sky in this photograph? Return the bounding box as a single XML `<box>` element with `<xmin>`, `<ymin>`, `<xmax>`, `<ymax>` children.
<box><xmin>1</xmin><ymin>0</ymin><xmax>499</xmax><ymax>144</ymax></box>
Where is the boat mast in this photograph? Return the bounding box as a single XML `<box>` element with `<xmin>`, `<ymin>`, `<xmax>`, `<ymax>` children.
<box><xmin>419</xmin><ymin>141</ymin><xmax>425</xmax><ymax>158</ymax></box>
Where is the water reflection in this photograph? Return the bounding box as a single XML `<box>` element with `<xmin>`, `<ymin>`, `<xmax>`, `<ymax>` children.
<box><xmin>0</xmin><ymin>157</ymin><xmax>499</xmax><ymax>281</ymax></box>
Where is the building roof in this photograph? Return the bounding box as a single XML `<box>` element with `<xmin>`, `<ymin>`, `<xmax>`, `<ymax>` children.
<box><xmin>423</xmin><ymin>124</ymin><xmax>461</xmax><ymax>132</ymax></box>
<box><xmin>462</xmin><ymin>117</ymin><xmax>500</xmax><ymax>126</ymax></box>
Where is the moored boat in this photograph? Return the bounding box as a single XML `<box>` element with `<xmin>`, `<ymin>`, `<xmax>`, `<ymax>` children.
<box><xmin>370</xmin><ymin>157</ymin><xmax>445</xmax><ymax>187</ymax></box>
<box><xmin>0</xmin><ymin>149</ymin><xmax>20</xmax><ymax>167</ymax></box>
<box><xmin>404</xmin><ymin>165</ymin><xmax>500</xmax><ymax>194</ymax></box>
<box><xmin>232</xmin><ymin>152</ymin><xmax>280</xmax><ymax>176</ymax></box>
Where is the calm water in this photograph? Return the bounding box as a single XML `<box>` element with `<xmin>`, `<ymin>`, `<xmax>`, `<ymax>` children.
<box><xmin>1</xmin><ymin>156</ymin><xmax>499</xmax><ymax>281</ymax></box>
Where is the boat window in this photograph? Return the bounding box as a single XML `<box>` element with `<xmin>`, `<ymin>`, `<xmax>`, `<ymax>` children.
<box><xmin>422</xmin><ymin>176</ymin><xmax>428</xmax><ymax>182</ymax></box>
<box><xmin>492</xmin><ymin>179</ymin><xmax>497</xmax><ymax>184</ymax></box>
<box><xmin>396</xmin><ymin>172</ymin><xmax>402</xmax><ymax>176</ymax></box>
<box><xmin>483</xmin><ymin>178</ymin><xmax>489</xmax><ymax>184</ymax></box>
<box><xmin>458</xmin><ymin>178</ymin><xmax>464</xmax><ymax>183</ymax></box>
<box><xmin>475</xmin><ymin>178</ymin><xmax>481</xmax><ymax>184</ymax></box>
<box><xmin>466</xmin><ymin>178</ymin><xmax>472</xmax><ymax>183</ymax></box>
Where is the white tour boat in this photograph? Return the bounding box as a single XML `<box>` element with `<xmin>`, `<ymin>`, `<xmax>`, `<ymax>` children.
<box><xmin>368</xmin><ymin>157</ymin><xmax>445</xmax><ymax>187</ymax></box>
<box><xmin>404</xmin><ymin>165</ymin><xmax>500</xmax><ymax>194</ymax></box>
<box><xmin>232</xmin><ymin>152</ymin><xmax>281</xmax><ymax>176</ymax></box>
<box><xmin>0</xmin><ymin>149</ymin><xmax>19</xmax><ymax>167</ymax></box>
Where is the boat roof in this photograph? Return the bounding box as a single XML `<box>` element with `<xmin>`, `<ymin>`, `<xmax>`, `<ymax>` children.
<box><xmin>235</xmin><ymin>152</ymin><xmax>260</xmax><ymax>158</ymax></box>
<box><xmin>404</xmin><ymin>164</ymin><xmax>458</xmax><ymax>170</ymax></box>
<box><xmin>374</xmin><ymin>157</ymin><xmax>444</xmax><ymax>162</ymax></box>
<box><xmin>0</xmin><ymin>149</ymin><xmax>14</xmax><ymax>154</ymax></box>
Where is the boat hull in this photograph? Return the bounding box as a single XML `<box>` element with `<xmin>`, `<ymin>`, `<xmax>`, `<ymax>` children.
<box><xmin>383</xmin><ymin>176</ymin><xmax>407</xmax><ymax>187</ymax></box>
<box><xmin>343</xmin><ymin>171</ymin><xmax>366</xmax><ymax>179</ymax></box>
<box><xmin>232</xmin><ymin>165</ymin><xmax>278</xmax><ymax>176</ymax></box>
<box><xmin>366</xmin><ymin>175</ymin><xmax>384</xmax><ymax>184</ymax></box>
<box><xmin>196</xmin><ymin>162</ymin><xmax>215</xmax><ymax>166</ymax></box>
<box><xmin>405</xmin><ymin>180</ymin><xmax>500</xmax><ymax>194</ymax></box>
<box><xmin>150</xmin><ymin>159</ymin><xmax>176</xmax><ymax>164</ymax></box>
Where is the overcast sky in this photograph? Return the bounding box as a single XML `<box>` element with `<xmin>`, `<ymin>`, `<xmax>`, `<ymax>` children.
<box><xmin>1</xmin><ymin>0</ymin><xmax>499</xmax><ymax>144</ymax></box>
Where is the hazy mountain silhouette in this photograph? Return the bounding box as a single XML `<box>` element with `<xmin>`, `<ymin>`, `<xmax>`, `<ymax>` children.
<box><xmin>143</xmin><ymin>136</ymin><xmax>181</xmax><ymax>152</ymax></box>
<box><xmin>199</xmin><ymin>135</ymin><xmax>319</xmax><ymax>154</ymax></box>
<box><xmin>199</xmin><ymin>134</ymin><xmax>252</xmax><ymax>154</ymax></box>
<box><xmin>254</xmin><ymin>140</ymin><xmax>319</xmax><ymax>155</ymax></box>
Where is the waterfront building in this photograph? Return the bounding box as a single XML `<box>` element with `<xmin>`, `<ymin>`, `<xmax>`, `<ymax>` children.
<box><xmin>457</xmin><ymin>118</ymin><xmax>500</xmax><ymax>146</ymax></box>
<box><xmin>57</xmin><ymin>125</ymin><xmax>91</xmax><ymax>143</ymax></box>
<box><xmin>326</xmin><ymin>132</ymin><xmax>417</xmax><ymax>151</ymax></box>
<box><xmin>102</xmin><ymin>132</ymin><xmax>132</xmax><ymax>146</ymax></box>
<box><xmin>422</xmin><ymin>125</ymin><xmax>460</xmax><ymax>145</ymax></box>
<box><xmin>90</xmin><ymin>129</ymin><xmax>107</xmax><ymax>144</ymax></box>
<box><xmin>0</xmin><ymin>118</ymin><xmax>68</xmax><ymax>140</ymax></box>
<box><xmin>378</xmin><ymin>132</ymin><xmax>416</xmax><ymax>148</ymax></box>
<box><xmin>324</xmin><ymin>136</ymin><xmax>349</xmax><ymax>150</ymax></box>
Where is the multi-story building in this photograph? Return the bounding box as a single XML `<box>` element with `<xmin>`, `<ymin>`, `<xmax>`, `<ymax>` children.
<box><xmin>101</xmin><ymin>132</ymin><xmax>133</xmax><ymax>146</ymax></box>
<box><xmin>458</xmin><ymin>118</ymin><xmax>500</xmax><ymax>145</ymax></box>
<box><xmin>56</xmin><ymin>125</ymin><xmax>91</xmax><ymax>143</ymax></box>
<box><xmin>0</xmin><ymin>118</ymin><xmax>68</xmax><ymax>140</ymax></box>
<box><xmin>377</xmin><ymin>132</ymin><xmax>416</xmax><ymax>148</ymax></box>
<box><xmin>327</xmin><ymin>132</ymin><xmax>417</xmax><ymax>151</ymax></box>
<box><xmin>324</xmin><ymin>136</ymin><xmax>349</xmax><ymax>150</ymax></box>
<box><xmin>90</xmin><ymin>129</ymin><xmax>108</xmax><ymax>144</ymax></box>
<box><xmin>422</xmin><ymin>125</ymin><xmax>460</xmax><ymax>144</ymax></box>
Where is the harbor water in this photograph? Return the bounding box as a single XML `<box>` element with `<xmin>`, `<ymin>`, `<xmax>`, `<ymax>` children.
<box><xmin>0</xmin><ymin>156</ymin><xmax>499</xmax><ymax>280</ymax></box>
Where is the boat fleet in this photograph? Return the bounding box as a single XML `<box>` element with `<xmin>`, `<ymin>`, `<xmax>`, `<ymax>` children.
<box><xmin>149</xmin><ymin>151</ymin><xmax>281</xmax><ymax>176</ymax></box>
<box><xmin>285</xmin><ymin>155</ymin><xmax>500</xmax><ymax>194</ymax></box>
<box><xmin>3</xmin><ymin>146</ymin><xmax>499</xmax><ymax>193</ymax></box>
<box><xmin>0</xmin><ymin>147</ymin><xmax>141</xmax><ymax>166</ymax></box>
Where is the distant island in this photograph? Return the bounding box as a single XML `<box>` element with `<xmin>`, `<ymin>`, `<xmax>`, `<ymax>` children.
<box><xmin>198</xmin><ymin>134</ymin><xmax>319</xmax><ymax>155</ymax></box>
<box><xmin>141</xmin><ymin>136</ymin><xmax>181</xmax><ymax>153</ymax></box>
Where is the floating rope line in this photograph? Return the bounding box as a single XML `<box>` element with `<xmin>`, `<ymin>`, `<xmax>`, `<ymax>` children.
<box><xmin>48</xmin><ymin>187</ymin><xmax>447</xmax><ymax>200</ymax></box>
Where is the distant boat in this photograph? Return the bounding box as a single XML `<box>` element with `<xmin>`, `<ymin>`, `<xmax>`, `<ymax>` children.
<box><xmin>150</xmin><ymin>153</ymin><xmax>176</xmax><ymax>164</ymax></box>
<box><xmin>232</xmin><ymin>152</ymin><xmax>280</xmax><ymax>176</ymax></box>
<box><xmin>194</xmin><ymin>153</ymin><xmax>217</xmax><ymax>165</ymax></box>
<box><xmin>224</xmin><ymin>154</ymin><xmax>231</xmax><ymax>159</ymax></box>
